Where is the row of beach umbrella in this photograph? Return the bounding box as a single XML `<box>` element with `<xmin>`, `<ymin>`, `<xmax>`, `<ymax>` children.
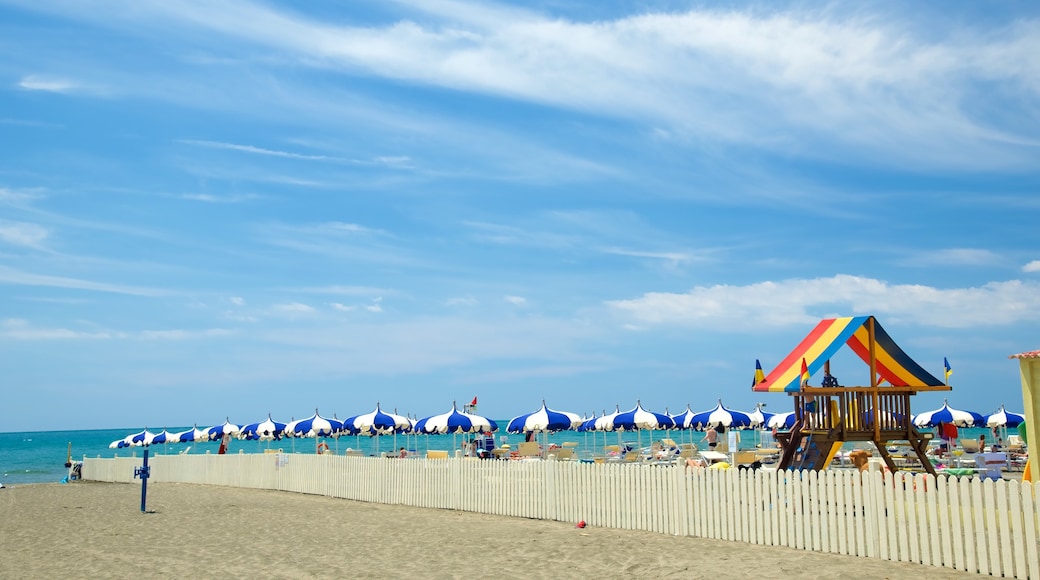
<box><xmin>110</xmin><ymin>399</ymin><xmax>1024</xmax><ymax>449</ymax></box>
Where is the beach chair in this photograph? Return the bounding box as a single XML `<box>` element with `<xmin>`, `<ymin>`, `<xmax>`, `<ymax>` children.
<box><xmin>959</xmin><ymin>438</ymin><xmax>980</xmax><ymax>454</ymax></box>
<box><xmin>550</xmin><ymin>448</ymin><xmax>574</xmax><ymax>461</ymax></box>
<box><xmin>518</xmin><ymin>442</ymin><xmax>541</xmax><ymax>458</ymax></box>
<box><xmin>974</xmin><ymin>452</ymin><xmax>1007</xmax><ymax>480</ymax></box>
<box><xmin>426</xmin><ymin>450</ymin><xmax>449</xmax><ymax>459</ymax></box>
<box><xmin>733</xmin><ymin>451</ymin><xmax>757</xmax><ymax>466</ymax></box>
<box><xmin>622</xmin><ymin>451</ymin><xmax>641</xmax><ymax>463</ymax></box>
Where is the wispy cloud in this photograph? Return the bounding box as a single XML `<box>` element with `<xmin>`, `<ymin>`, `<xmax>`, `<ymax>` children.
<box><xmin>0</xmin><ymin>221</ymin><xmax>49</xmax><ymax>250</ymax></box>
<box><xmin>179</xmin><ymin>139</ymin><xmax>338</xmax><ymax>161</ymax></box>
<box><xmin>901</xmin><ymin>248</ymin><xmax>1003</xmax><ymax>268</ymax></box>
<box><xmin>76</xmin><ymin>1</ymin><xmax>1037</xmax><ymax>170</ymax></box>
<box><xmin>17</xmin><ymin>74</ymin><xmax>80</xmax><ymax>93</ymax></box>
<box><xmin>504</xmin><ymin>295</ymin><xmax>526</xmax><ymax>306</ymax></box>
<box><xmin>1023</xmin><ymin>261</ymin><xmax>1040</xmax><ymax>273</ymax></box>
<box><xmin>179</xmin><ymin>193</ymin><xmax>260</xmax><ymax>204</ymax></box>
<box><xmin>0</xmin><ymin>265</ymin><xmax>167</xmax><ymax>296</ymax></box>
<box><xmin>606</xmin><ymin>274</ymin><xmax>1040</xmax><ymax>329</ymax></box>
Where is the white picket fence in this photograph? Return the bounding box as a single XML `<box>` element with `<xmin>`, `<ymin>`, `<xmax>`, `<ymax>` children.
<box><xmin>83</xmin><ymin>454</ymin><xmax>1039</xmax><ymax>578</ymax></box>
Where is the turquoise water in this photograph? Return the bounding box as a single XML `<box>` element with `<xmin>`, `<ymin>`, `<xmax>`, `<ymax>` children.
<box><xmin>0</xmin><ymin>425</ymin><xmax>1001</xmax><ymax>486</ymax></box>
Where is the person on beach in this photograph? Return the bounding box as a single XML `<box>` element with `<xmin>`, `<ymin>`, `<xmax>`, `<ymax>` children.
<box><xmin>702</xmin><ymin>425</ymin><xmax>718</xmax><ymax>449</ymax></box>
<box><xmin>979</xmin><ymin>433</ymin><xmax>986</xmax><ymax>452</ymax></box>
<box><xmin>399</xmin><ymin>447</ymin><xmax>408</xmax><ymax>459</ymax></box>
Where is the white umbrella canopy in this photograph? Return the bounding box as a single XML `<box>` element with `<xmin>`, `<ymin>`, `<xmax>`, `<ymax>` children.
<box><xmin>507</xmin><ymin>401</ymin><xmax>581</xmax><ymax>433</ymax></box>
<box><xmin>913</xmin><ymin>400</ymin><xmax>983</xmax><ymax>428</ymax></box>
<box><xmin>239</xmin><ymin>414</ymin><xmax>288</xmax><ymax>441</ymax></box>
<box><xmin>415</xmin><ymin>402</ymin><xmax>498</xmax><ymax>435</ymax></box>
<box><xmin>351</xmin><ymin>404</ymin><xmax>413</xmax><ymax>435</ymax></box>
<box><xmin>172</xmin><ymin>425</ymin><xmax>209</xmax><ymax>444</ymax></box>
<box><xmin>285</xmin><ymin>409</ymin><xmax>337</xmax><ymax>438</ymax></box>
<box><xmin>986</xmin><ymin>405</ymin><xmax>1025</xmax><ymax>428</ymax></box>
<box><xmin>747</xmin><ymin>404</ymin><xmax>775</xmax><ymax>429</ymax></box>
<box><xmin>767</xmin><ymin>411</ymin><xmax>797</xmax><ymax>429</ymax></box>
<box><xmin>205</xmin><ymin>418</ymin><xmax>241</xmax><ymax>441</ymax></box>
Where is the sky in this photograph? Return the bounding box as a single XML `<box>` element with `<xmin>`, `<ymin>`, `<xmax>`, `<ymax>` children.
<box><xmin>1</xmin><ymin>1</ymin><xmax>1039</xmax><ymax>433</ymax></box>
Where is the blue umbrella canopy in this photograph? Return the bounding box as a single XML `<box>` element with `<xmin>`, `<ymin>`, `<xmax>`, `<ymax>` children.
<box><xmin>415</xmin><ymin>403</ymin><xmax>498</xmax><ymax>434</ymax></box>
<box><xmin>671</xmin><ymin>406</ymin><xmax>698</xmax><ymax>430</ymax></box>
<box><xmin>239</xmin><ymin>414</ymin><xmax>288</xmax><ymax>441</ymax></box>
<box><xmin>912</xmin><ymin>400</ymin><xmax>983</xmax><ymax>428</ymax></box>
<box><xmin>205</xmin><ymin>418</ymin><xmax>241</xmax><ymax>441</ymax></box>
<box><xmin>592</xmin><ymin>406</ymin><xmax>623</xmax><ymax>432</ymax></box>
<box><xmin>350</xmin><ymin>404</ymin><xmax>412</xmax><ymax>435</ymax></box>
<box><xmin>689</xmin><ymin>400</ymin><xmax>753</xmax><ymax>430</ymax></box>
<box><xmin>747</xmin><ymin>404</ymin><xmax>774</xmax><ymax>429</ymax></box>
<box><xmin>172</xmin><ymin>425</ymin><xmax>209</xmax><ymax>444</ymax></box>
<box><xmin>507</xmin><ymin>401</ymin><xmax>581</xmax><ymax>433</ymax></box>
<box><xmin>146</xmin><ymin>430</ymin><xmax>175</xmax><ymax>446</ymax></box>
<box><xmin>285</xmin><ymin>409</ymin><xmax>338</xmax><ymax>438</ymax></box>
<box><xmin>612</xmin><ymin>401</ymin><xmax>674</xmax><ymax>431</ymax></box>
<box><xmin>986</xmin><ymin>405</ymin><xmax>1025</xmax><ymax>428</ymax></box>
<box><xmin>767</xmin><ymin>411</ymin><xmax>796</xmax><ymax>429</ymax></box>
<box><xmin>129</xmin><ymin>429</ymin><xmax>155</xmax><ymax>446</ymax></box>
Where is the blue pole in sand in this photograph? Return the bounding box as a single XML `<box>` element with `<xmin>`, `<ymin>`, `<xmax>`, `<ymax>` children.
<box><xmin>133</xmin><ymin>449</ymin><xmax>150</xmax><ymax>513</ymax></box>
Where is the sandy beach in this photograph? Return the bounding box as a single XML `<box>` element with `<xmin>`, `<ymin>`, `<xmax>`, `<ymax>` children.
<box><xmin>0</xmin><ymin>482</ymin><xmax>983</xmax><ymax>579</ymax></box>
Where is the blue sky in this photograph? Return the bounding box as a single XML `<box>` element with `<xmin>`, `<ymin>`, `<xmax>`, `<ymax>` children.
<box><xmin>1</xmin><ymin>1</ymin><xmax>1038</xmax><ymax>432</ymax></box>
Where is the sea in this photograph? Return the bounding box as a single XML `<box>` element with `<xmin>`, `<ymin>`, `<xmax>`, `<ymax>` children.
<box><xmin>0</xmin><ymin>425</ymin><xmax>1002</xmax><ymax>487</ymax></box>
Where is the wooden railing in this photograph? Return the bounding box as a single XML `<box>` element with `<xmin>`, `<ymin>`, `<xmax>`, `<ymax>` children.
<box><xmin>83</xmin><ymin>454</ymin><xmax>1040</xmax><ymax>578</ymax></box>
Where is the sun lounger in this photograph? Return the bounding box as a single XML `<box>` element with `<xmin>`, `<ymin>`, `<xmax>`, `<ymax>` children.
<box><xmin>974</xmin><ymin>452</ymin><xmax>1007</xmax><ymax>480</ymax></box>
<box><xmin>518</xmin><ymin>442</ymin><xmax>541</xmax><ymax>458</ymax></box>
<box><xmin>959</xmin><ymin>438</ymin><xmax>981</xmax><ymax>454</ymax></box>
<box><xmin>426</xmin><ymin>450</ymin><xmax>449</xmax><ymax>459</ymax></box>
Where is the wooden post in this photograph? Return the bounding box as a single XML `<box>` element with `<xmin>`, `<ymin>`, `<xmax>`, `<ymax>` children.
<box><xmin>868</xmin><ymin>317</ymin><xmax>880</xmax><ymax>442</ymax></box>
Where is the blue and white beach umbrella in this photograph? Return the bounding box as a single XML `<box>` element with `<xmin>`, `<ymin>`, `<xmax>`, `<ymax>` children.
<box><xmin>612</xmin><ymin>401</ymin><xmax>675</xmax><ymax>431</ymax></box>
<box><xmin>205</xmin><ymin>418</ymin><xmax>241</xmax><ymax>441</ymax></box>
<box><xmin>286</xmin><ymin>409</ymin><xmax>338</xmax><ymax>438</ymax></box>
<box><xmin>108</xmin><ymin>435</ymin><xmax>133</xmax><ymax>449</ymax></box>
<box><xmin>146</xmin><ymin>430</ymin><xmax>175</xmax><ymax>446</ymax></box>
<box><xmin>351</xmin><ymin>404</ymin><xmax>413</xmax><ymax>435</ymax></box>
<box><xmin>688</xmin><ymin>400</ymin><xmax>753</xmax><ymax>430</ymax></box>
<box><xmin>593</xmin><ymin>406</ymin><xmax>623</xmax><ymax>432</ymax></box>
<box><xmin>912</xmin><ymin>400</ymin><xmax>983</xmax><ymax>428</ymax></box>
<box><xmin>766</xmin><ymin>411</ymin><xmax>796</xmax><ymax>429</ymax></box>
<box><xmin>415</xmin><ymin>403</ymin><xmax>498</xmax><ymax>434</ymax></box>
<box><xmin>986</xmin><ymin>405</ymin><xmax>1025</xmax><ymax>428</ymax></box>
<box><xmin>173</xmin><ymin>425</ymin><xmax>209</xmax><ymax>444</ymax></box>
<box><xmin>671</xmin><ymin>406</ymin><xmax>698</xmax><ymax>430</ymax></box>
<box><xmin>128</xmin><ymin>429</ymin><xmax>155</xmax><ymax>446</ymax></box>
<box><xmin>507</xmin><ymin>401</ymin><xmax>581</xmax><ymax>433</ymax></box>
<box><xmin>747</xmin><ymin>404</ymin><xmax>774</xmax><ymax>429</ymax></box>
<box><xmin>239</xmin><ymin>414</ymin><xmax>287</xmax><ymax>441</ymax></box>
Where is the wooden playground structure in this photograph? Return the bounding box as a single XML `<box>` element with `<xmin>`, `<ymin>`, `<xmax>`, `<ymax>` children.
<box><xmin>755</xmin><ymin>316</ymin><xmax>951</xmax><ymax>475</ymax></box>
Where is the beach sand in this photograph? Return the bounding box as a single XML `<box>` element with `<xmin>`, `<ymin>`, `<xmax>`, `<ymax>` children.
<box><xmin>0</xmin><ymin>482</ymin><xmax>979</xmax><ymax>579</ymax></box>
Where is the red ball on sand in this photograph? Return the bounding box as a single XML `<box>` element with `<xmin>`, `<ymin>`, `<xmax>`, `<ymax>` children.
<box><xmin>576</xmin><ymin>520</ymin><xmax>586</xmax><ymax>528</ymax></box>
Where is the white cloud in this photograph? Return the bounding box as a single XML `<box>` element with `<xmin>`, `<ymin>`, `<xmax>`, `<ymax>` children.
<box><xmin>0</xmin><ymin>318</ymin><xmax>115</xmax><ymax>340</ymax></box>
<box><xmin>111</xmin><ymin>1</ymin><xmax>1039</xmax><ymax>170</ymax></box>
<box><xmin>139</xmin><ymin>328</ymin><xmax>233</xmax><ymax>340</ymax></box>
<box><xmin>903</xmin><ymin>248</ymin><xmax>1002</xmax><ymax>267</ymax></box>
<box><xmin>446</xmin><ymin>296</ymin><xmax>479</xmax><ymax>307</ymax></box>
<box><xmin>0</xmin><ymin>265</ymin><xmax>166</xmax><ymax>296</ymax></box>
<box><xmin>17</xmin><ymin>75</ymin><xmax>79</xmax><ymax>93</ymax></box>
<box><xmin>331</xmin><ymin>302</ymin><xmax>355</xmax><ymax>312</ymax></box>
<box><xmin>606</xmin><ymin>274</ymin><xmax>1040</xmax><ymax>329</ymax></box>
<box><xmin>0</xmin><ymin>222</ymin><xmax>49</xmax><ymax>249</ymax></box>
<box><xmin>504</xmin><ymin>295</ymin><xmax>526</xmax><ymax>306</ymax></box>
<box><xmin>229</xmin><ymin>296</ymin><xmax>245</xmax><ymax>306</ymax></box>
<box><xmin>1023</xmin><ymin>261</ymin><xmax>1040</xmax><ymax>273</ymax></box>
<box><xmin>273</xmin><ymin>302</ymin><xmax>315</xmax><ymax>314</ymax></box>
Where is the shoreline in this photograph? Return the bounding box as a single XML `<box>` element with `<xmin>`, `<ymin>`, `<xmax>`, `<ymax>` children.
<box><xmin>0</xmin><ymin>481</ymin><xmax>980</xmax><ymax>579</ymax></box>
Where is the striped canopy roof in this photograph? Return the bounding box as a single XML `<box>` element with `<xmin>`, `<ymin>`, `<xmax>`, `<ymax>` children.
<box><xmin>753</xmin><ymin>316</ymin><xmax>945</xmax><ymax>393</ymax></box>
